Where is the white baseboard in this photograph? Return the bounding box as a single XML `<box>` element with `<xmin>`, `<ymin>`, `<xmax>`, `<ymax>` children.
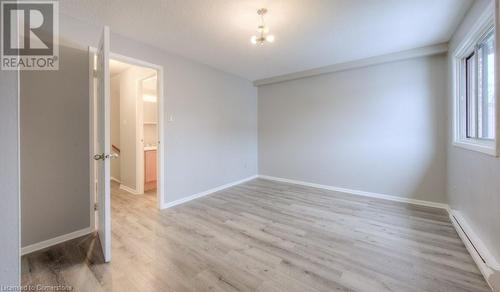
<box><xmin>21</xmin><ymin>227</ymin><xmax>93</xmax><ymax>256</ymax></box>
<box><xmin>449</xmin><ymin>210</ymin><xmax>500</xmax><ymax>291</ymax></box>
<box><xmin>161</xmin><ymin>175</ymin><xmax>258</xmax><ymax>209</ymax></box>
<box><xmin>258</xmin><ymin>175</ymin><xmax>449</xmax><ymax>210</ymax></box>
<box><xmin>110</xmin><ymin>176</ymin><xmax>121</xmax><ymax>183</ymax></box>
<box><xmin>119</xmin><ymin>183</ymin><xmax>141</xmax><ymax>195</ymax></box>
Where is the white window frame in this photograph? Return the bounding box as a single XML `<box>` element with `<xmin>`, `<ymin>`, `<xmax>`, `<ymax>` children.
<box><xmin>452</xmin><ymin>8</ymin><xmax>498</xmax><ymax>157</ymax></box>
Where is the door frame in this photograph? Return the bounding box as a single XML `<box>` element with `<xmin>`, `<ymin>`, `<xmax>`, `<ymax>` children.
<box><xmin>89</xmin><ymin>49</ymin><xmax>166</xmax><ymax>231</ymax></box>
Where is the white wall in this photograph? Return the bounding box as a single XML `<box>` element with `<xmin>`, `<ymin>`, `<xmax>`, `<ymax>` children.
<box><xmin>19</xmin><ymin>13</ymin><xmax>257</xmax><ymax>249</ymax></box>
<box><xmin>71</xmin><ymin>14</ymin><xmax>258</xmax><ymax>201</ymax></box>
<box><xmin>143</xmin><ymin>78</ymin><xmax>158</xmax><ymax>147</ymax></box>
<box><xmin>95</xmin><ymin>27</ymin><xmax>258</xmax><ymax>204</ymax></box>
<box><xmin>144</xmin><ymin>125</ymin><xmax>157</xmax><ymax>146</ymax></box>
<box><xmin>118</xmin><ymin>66</ymin><xmax>155</xmax><ymax>191</ymax></box>
<box><xmin>21</xmin><ymin>45</ymin><xmax>90</xmax><ymax>247</ymax></box>
<box><xmin>259</xmin><ymin>54</ymin><xmax>448</xmax><ymax>203</ymax></box>
<box><xmin>110</xmin><ymin>75</ymin><xmax>121</xmax><ymax>181</ymax></box>
<box><xmin>0</xmin><ymin>69</ymin><xmax>20</xmax><ymax>286</ymax></box>
<box><xmin>447</xmin><ymin>0</ymin><xmax>500</xmax><ymax>263</ymax></box>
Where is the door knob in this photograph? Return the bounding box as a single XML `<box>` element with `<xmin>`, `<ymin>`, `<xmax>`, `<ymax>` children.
<box><xmin>94</xmin><ymin>153</ymin><xmax>119</xmax><ymax>160</ymax></box>
<box><xmin>93</xmin><ymin>154</ymin><xmax>105</xmax><ymax>161</ymax></box>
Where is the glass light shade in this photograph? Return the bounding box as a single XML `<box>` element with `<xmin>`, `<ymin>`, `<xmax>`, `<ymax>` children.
<box><xmin>265</xmin><ymin>35</ymin><xmax>275</xmax><ymax>43</ymax></box>
<box><xmin>250</xmin><ymin>36</ymin><xmax>258</xmax><ymax>44</ymax></box>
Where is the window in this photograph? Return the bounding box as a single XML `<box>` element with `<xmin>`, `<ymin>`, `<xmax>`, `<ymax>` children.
<box><xmin>454</xmin><ymin>22</ymin><xmax>497</xmax><ymax>156</ymax></box>
<box><xmin>465</xmin><ymin>31</ymin><xmax>495</xmax><ymax>140</ymax></box>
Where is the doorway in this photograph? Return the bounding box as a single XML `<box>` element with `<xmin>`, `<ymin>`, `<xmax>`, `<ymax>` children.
<box><xmin>89</xmin><ymin>33</ymin><xmax>165</xmax><ymax>262</ymax></box>
<box><xmin>108</xmin><ymin>59</ymin><xmax>158</xmax><ymax>196</ymax></box>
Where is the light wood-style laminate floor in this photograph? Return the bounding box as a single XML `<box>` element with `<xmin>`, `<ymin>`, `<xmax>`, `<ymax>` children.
<box><xmin>22</xmin><ymin>179</ymin><xmax>490</xmax><ymax>291</ymax></box>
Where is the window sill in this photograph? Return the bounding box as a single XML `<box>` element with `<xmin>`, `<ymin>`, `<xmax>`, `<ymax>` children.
<box><xmin>453</xmin><ymin>140</ymin><xmax>498</xmax><ymax>157</ymax></box>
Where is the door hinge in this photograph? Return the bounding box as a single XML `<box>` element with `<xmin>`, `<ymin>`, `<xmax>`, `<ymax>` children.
<box><xmin>94</xmin><ymin>203</ymin><xmax>98</xmax><ymax>211</ymax></box>
<box><xmin>93</xmin><ymin>69</ymin><xmax>98</xmax><ymax>78</ymax></box>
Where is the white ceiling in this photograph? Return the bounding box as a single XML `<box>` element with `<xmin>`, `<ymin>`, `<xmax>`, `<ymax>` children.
<box><xmin>60</xmin><ymin>0</ymin><xmax>474</xmax><ymax>81</ymax></box>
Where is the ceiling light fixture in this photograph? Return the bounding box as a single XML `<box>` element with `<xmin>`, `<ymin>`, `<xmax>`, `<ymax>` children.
<box><xmin>250</xmin><ymin>8</ymin><xmax>275</xmax><ymax>46</ymax></box>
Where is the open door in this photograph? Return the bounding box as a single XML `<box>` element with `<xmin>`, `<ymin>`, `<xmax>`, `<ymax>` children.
<box><xmin>93</xmin><ymin>26</ymin><xmax>112</xmax><ymax>262</ymax></box>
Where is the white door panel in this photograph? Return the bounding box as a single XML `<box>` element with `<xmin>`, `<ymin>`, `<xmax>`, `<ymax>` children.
<box><xmin>94</xmin><ymin>26</ymin><xmax>111</xmax><ymax>262</ymax></box>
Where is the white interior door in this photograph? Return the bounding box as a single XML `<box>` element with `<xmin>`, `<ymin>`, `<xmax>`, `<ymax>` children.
<box><xmin>94</xmin><ymin>26</ymin><xmax>111</xmax><ymax>262</ymax></box>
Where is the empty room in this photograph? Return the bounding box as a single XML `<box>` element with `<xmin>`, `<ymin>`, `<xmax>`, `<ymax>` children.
<box><xmin>1</xmin><ymin>0</ymin><xmax>500</xmax><ymax>291</ymax></box>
